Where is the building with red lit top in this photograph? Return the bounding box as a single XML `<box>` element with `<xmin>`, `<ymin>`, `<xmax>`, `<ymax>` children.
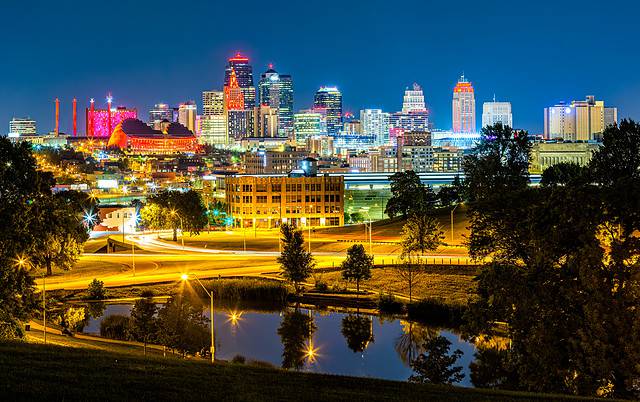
<box><xmin>107</xmin><ymin>118</ymin><xmax>198</xmax><ymax>154</ymax></box>
<box><xmin>452</xmin><ymin>75</ymin><xmax>476</xmax><ymax>133</ymax></box>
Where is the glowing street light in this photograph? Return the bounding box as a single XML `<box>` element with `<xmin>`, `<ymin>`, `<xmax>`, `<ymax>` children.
<box><xmin>180</xmin><ymin>273</ymin><xmax>215</xmax><ymax>363</ymax></box>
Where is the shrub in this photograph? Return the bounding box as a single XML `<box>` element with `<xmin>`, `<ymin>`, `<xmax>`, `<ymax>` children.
<box><xmin>406</xmin><ymin>298</ymin><xmax>466</xmax><ymax>327</ymax></box>
<box><xmin>202</xmin><ymin>279</ymin><xmax>289</xmax><ymax>305</ymax></box>
<box><xmin>100</xmin><ymin>314</ymin><xmax>131</xmax><ymax>340</ymax></box>
<box><xmin>87</xmin><ymin>279</ymin><xmax>106</xmax><ymax>300</ymax></box>
<box><xmin>377</xmin><ymin>292</ymin><xmax>404</xmax><ymax>314</ymax></box>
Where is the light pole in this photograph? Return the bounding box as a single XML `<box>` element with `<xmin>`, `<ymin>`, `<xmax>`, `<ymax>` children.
<box><xmin>307</xmin><ymin>204</ymin><xmax>313</xmax><ymax>253</ymax></box>
<box><xmin>360</xmin><ymin>208</ymin><xmax>373</xmax><ymax>255</ymax></box>
<box><xmin>170</xmin><ymin>209</ymin><xmax>185</xmax><ymax>250</ymax></box>
<box><xmin>450</xmin><ymin>203</ymin><xmax>460</xmax><ymax>243</ymax></box>
<box><xmin>180</xmin><ymin>273</ymin><xmax>214</xmax><ymax>363</ymax></box>
<box><xmin>17</xmin><ymin>257</ymin><xmax>45</xmax><ymax>344</ymax></box>
<box><xmin>131</xmin><ymin>211</ymin><xmax>139</xmax><ymax>277</ymax></box>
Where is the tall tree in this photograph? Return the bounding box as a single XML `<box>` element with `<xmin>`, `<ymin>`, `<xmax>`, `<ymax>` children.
<box><xmin>384</xmin><ymin>170</ymin><xmax>437</xmax><ymax>218</ymax></box>
<box><xmin>409</xmin><ymin>335</ymin><xmax>464</xmax><ymax>385</ymax></box>
<box><xmin>156</xmin><ymin>295</ymin><xmax>210</xmax><ymax>357</ymax></box>
<box><xmin>277</xmin><ymin>224</ymin><xmax>315</xmax><ymax>295</ymax></box>
<box><xmin>277</xmin><ymin>309</ymin><xmax>316</xmax><ymax>370</ymax></box>
<box><xmin>130</xmin><ymin>290</ymin><xmax>158</xmax><ymax>356</ymax></box>
<box><xmin>340</xmin><ymin>244</ymin><xmax>373</xmax><ymax>297</ymax></box>
<box><xmin>142</xmin><ymin>190</ymin><xmax>207</xmax><ymax>241</ymax></box>
<box><xmin>400</xmin><ymin>214</ymin><xmax>444</xmax><ymax>258</ymax></box>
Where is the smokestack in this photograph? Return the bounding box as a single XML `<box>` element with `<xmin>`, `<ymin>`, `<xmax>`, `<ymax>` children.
<box><xmin>72</xmin><ymin>98</ymin><xmax>77</xmax><ymax>137</ymax></box>
<box><xmin>107</xmin><ymin>93</ymin><xmax>113</xmax><ymax>135</ymax></box>
<box><xmin>55</xmin><ymin>98</ymin><xmax>60</xmax><ymax>135</ymax></box>
<box><xmin>89</xmin><ymin>98</ymin><xmax>95</xmax><ymax>137</ymax></box>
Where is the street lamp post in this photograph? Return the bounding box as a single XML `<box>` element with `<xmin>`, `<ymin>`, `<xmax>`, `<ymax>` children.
<box><xmin>360</xmin><ymin>208</ymin><xmax>373</xmax><ymax>255</ymax></box>
<box><xmin>307</xmin><ymin>204</ymin><xmax>313</xmax><ymax>253</ymax></box>
<box><xmin>450</xmin><ymin>203</ymin><xmax>460</xmax><ymax>243</ymax></box>
<box><xmin>181</xmin><ymin>273</ymin><xmax>214</xmax><ymax>363</ymax></box>
<box><xmin>170</xmin><ymin>210</ymin><xmax>185</xmax><ymax>250</ymax></box>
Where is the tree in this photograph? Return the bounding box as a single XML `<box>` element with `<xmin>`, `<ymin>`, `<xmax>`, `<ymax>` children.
<box><xmin>156</xmin><ymin>296</ymin><xmax>210</xmax><ymax>357</ymax></box>
<box><xmin>130</xmin><ymin>290</ymin><xmax>158</xmax><ymax>356</ymax></box>
<box><xmin>277</xmin><ymin>309</ymin><xmax>316</xmax><ymax>370</ymax></box>
<box><xmin>394</xmin><ymin>259</ymin><xmax>424</xmax><ymax>304</ymax></box>
<box><xmin>400</xmin><ymin>214</ymin><xmax>444</xmax><ymax>258</ymax></box>
<box><xmin>87</xmin><ymin>279</ymin><xmax>106</xmax><ymax>300</ymax></box>
<box><xmin>409</xmin><ymin>335</ymin><xmax>464</xmax><ymax>385</ymax></box>
<box><xmin>277</xmin><ymin>224</ymin><xmax>315</xmax><ymax>295</ymax></box>
<box><xmin>340</xmin><ymin>244</ymin><xmax>373</xmax><ymax>297</ymax></box>
<box><xmin>142</xmin><ymin>190</ymin><xmax>207</xmax><ymax>241</ymax></box>
<box><xmin>341</xmin><ymin>314</ymin><xmax>374</xmax><ymax>353</ymax></box>
<box><xmin>385</xmin><ymin>171</ymin><xmax>437</xmax><ymax>218</ymax></box>
<box><xmin>100</xmin><ymin>315</ymin><xmax>131</xmax><ymax>340</ymax></box>
<box><xmin>540</xmin><ymin>162</ymin><xmax>589</xmax><ymax>187</ymax></box>
<box><xmin>349</xmin><ymin>212</ymin><xmax>365</xmax><ymax>224</ymax></box>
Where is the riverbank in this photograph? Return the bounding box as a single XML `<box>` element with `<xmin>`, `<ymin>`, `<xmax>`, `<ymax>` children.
<box><xmin>0</xmin><ymin>341</ymin><xmax>604</xmax><ymax>401</ymax></box>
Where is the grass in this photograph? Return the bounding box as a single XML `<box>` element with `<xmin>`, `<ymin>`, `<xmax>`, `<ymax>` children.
<box><xmin>0</xmin><ymin>341</ymin><xmax>607</xmax><ymax>402</ymax></box>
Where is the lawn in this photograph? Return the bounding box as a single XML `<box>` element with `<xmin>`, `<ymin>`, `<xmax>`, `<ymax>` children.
<box><xmin>0</xmin><ymin>342</ymin><xmax>606</xmax><ymax>401</ymax></box>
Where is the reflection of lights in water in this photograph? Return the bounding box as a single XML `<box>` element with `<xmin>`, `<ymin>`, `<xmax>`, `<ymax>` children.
<box><xmin>304</xmin><ymin>340</ymin><xmax>319</xmax><ymax>364</ymax></box>
<box><xmin>226</xmin><ymin>310</ymin><xmax>243</xmax><ymax>326</ymax></box>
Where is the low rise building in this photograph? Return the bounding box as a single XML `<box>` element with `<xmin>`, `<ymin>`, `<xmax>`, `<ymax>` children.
<box><xmin>225</xmin><ymin>173</ymin><xmax>344</xmax><ymax>228</ymax></box>
<box><xmin>530</xmin><ymin>141</ymin><xmax>600</xmax><ymax>173</ymax></box>
<box><xmin>242</xmin><ymin>149</ymin><xmax>308</xmax><ymax>174</ymax></box>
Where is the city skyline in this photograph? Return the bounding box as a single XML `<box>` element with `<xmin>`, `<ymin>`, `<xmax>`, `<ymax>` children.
<box><xmin>1</xmin><ymin>0</ymin><xmax>639</xmax><ymax>135</ymax></box>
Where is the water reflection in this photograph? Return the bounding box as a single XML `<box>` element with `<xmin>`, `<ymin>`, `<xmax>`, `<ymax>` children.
<box><xmin>394</xmin><ymin>320</ymin><xmax>439</xmax><ymax>366</ymax></box>
<box><xmin>277</xmin><ymin>308</ymin><xmax>317</xmax><ymax>370</ymax></box>
<box><xmin>341</xmin><ymin>314</ymin><xmax>374</xmax><ymax>353</ymax></box>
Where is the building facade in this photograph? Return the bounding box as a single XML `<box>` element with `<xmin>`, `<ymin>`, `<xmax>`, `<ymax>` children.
<box><xmin>544</xmin><ymin>96</ymin><xmax>617</xmax><ymax>141</ymax></box>
<box><xmin>530</xmin><ymin>141</ymin><xmax>601</xmax><ymax>173</ymax></box>
<box><xmin>8</xmin><ymin>117</ymin><xmax>37</xmax><ymax>136</ymax></box>
<box><xmin>148</xmin><ymin>104</ymin><xmax>174</xmax><ymax>130</ymax></box>
<box><xmin>313</xmin><ymin>87</ymin><xmax>342</xmax><ymax>136</ymax></box>
<box><xmin>258</xmin><ymin>65</ymin><xmax>294</xmax><ymax>136</ymax></box>
<box><xmin>178</xmin><ymin>101</ymin><xmax>197</xmax><ymax>134</ymax></box>
<box><xmin>402</xmin><ymin>83</ymin><xmax>427</xmax><ymax>113</ymax></box>
<box><xmin>201</xmin><ymin>91</ymin><xmax>227</xmax><ymax>145</ymax></box>
<box><xmin>452</xmin><ymin>75</ymin><xmax>476</xmax><ymax>133</ymax></box>
<box><xmin>294</xmin><ymin>110</ymin><xmax>325</xmax><ymax>145</ymax></box>
<box><xmin>243</xmin><ymin>149</ymin><xmax>309</xmax><ymax>174</ymax></box>
<box><xmin>360</xmin><ymin>109</ymin><xmax>390</xmax><ymax>145</ymax></box>
<box><xmin>225</xmin><ymin>174</ymin><xmax>344</xmax><ymax>228</ymax></box>
<box><xmin>482</xmin><ymin>101</ymin><xmax>512</xmax><ymax>129</ymax></box>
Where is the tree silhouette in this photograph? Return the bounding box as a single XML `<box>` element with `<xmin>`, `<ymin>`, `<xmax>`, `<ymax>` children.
<box><xmin>277</xmin><ymin>309</ymin><xmax>316</xmax><ymax>370</ymax></box>
<box><xmin>341</xmin><ymin>314</ymin><xmax>374</xmax><ymax>353</ymax></box>
<box><xmin>409</xmin><ymin>335</ymin><xmax>464</xmax><ymax>385</ymax></box>
<box><xmin>277</xmin><ymin>224</ymin><xmax>315</xmax><ymax>295</ymax></box>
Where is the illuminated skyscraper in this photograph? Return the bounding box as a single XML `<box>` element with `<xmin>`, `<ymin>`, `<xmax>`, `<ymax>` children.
<box><xmin>452</xmin><ymin>75</ymin><xmax>476</xmax><ymax>133</ymax></box>
<box><xmin>313</xmin><ymin>87</ymin><xmax>342</xmax><ymax>136</ymax></box>
<box><xmin>482</xmin><ymin>100</ymin><xmax>512</xmax><ymax>129</ymax></box>
<box><xmin>360</xmin><ymin>109</ymin><xmax>390</xmax><ymax>145</ymax></box>
<box><xmin>201</xmin><ymin>90</ymin><xmax>227</xmax><ymax>145</ymax></box>
<box><xmin>224</xmin><ymin>53</ymin><xmax>256</xmax><ymax>139</ymax></box>
<box><xmin>224</xmin><ymin>52</ymin><xmax>256</xmax><ymax>109</ymax></box>
<box><xmin>203</xmin><ymin>91</ymin><xmax>224</xmax><ymax>116</ymax></box>
<box><xmin>402</xmin><ymin>83</ymin><xmax>427</xmax><ymax>113</ymax></box>
<box><xmin>8</xmin><ymin>117</ymin><xmax>36</xmax><ymax>137</ymax></box>
<box><xmin>294</xmin><ymin>109</ymin><xmax>326</xmax><ymax>146</ymax></box>
<box><xmin>149</xmin><ymin>103</ymin><xmax>174</xmax><ymax>130</ymax></box>
<box><xmin>258</xmin><ymin>65</ymin><xmax>294</xmax><ymax>136</ymax></box>
<box><xmin>178</xmin><ymin>101</ymin><xmax>197</xmax><ymax>134</ymax></box>
<box><xmin>544</xmin><ymin>96</ymin><xmax>617</xmax><ymax>141</ymax></box>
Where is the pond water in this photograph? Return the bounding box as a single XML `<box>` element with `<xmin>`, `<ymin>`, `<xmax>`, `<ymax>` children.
<box><xmin>83</xmin><ymin>304</ymin><xmax>477</xmax><ymax>386</ymax></box>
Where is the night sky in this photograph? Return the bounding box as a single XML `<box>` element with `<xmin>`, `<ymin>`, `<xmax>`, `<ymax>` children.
<box><xmin>1</xmin><ymin>0</ymin><xmax>638</xmax><ymax>135</ymax></box>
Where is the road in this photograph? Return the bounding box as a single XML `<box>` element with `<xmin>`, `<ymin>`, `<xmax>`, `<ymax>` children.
<box><xmin>40</xmin><ymin>231</ymin><xmax>472</xmax><ymax>291</ymax></box>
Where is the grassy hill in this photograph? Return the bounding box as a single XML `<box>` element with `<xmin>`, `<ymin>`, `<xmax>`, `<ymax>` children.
<box><xmin>0</xmin><ymin>342</ymin><xmax>606</xmax><ymax>401</ymax></box>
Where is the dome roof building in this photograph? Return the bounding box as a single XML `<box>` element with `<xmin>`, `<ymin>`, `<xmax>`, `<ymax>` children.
<box><xmin>107</xmin><ymin>118</ymin><xmax>198</xmax><ymax>154</ymax></box>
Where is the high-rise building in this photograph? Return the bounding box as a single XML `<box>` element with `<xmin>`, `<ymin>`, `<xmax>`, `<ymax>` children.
<box><xmin>258</xmin><ymin>65</ymin><xmax>294</xmax><ymax>136</ymax></box>
<box><xmin>402</xmin><ymin>83</ymin><xmax>427</xmax><ymax>113</ymax></box>
<box><xmin>544</xmin><ymin>96</ymin><xmax>617</xmax><ymax>141</ymax></box>
<box><xmin>201</xmin><ymin>91</ymin><xmax>227</xmax><ymax>145</ymax></box>
<box><xmin>148</xmin><ymin>103</ymin><xmax>174</xmax><ymax>130</ymax></box>
<box><xmin>313</xmin><ymin>87</ymin><xmax>342</xmax><ymax>136</ymax></box>
<box><xmin>360</xmin><ymin>109</ymin><xmax>390</xmax><ymax>145</ymax></box>
<box><xmin>224</xmin><ymin>54</ymin><xmax>256</xmax><ymax>139</ymax></box>
<box><xmin>224</xmin><ymin>52</ymin><xmax>256</xmax><ymax>109</ymax></box>
<box><xmin>178</xmin><ymin>101</ymin><xmax>197</xmax><ymax>134</ymax></box>
<box><xmin>294</xmin><ymin>110</ymin><xmax>325</xmax><ymax>146</ymax></box>
<box><xmin>8</xmin><ymin>117</ymin><xmax>37</xmax><ymax>137</ymax></box>
<box><xmin>258</xmin><ymin>105</ymin><xmax>279</xmax><ymax>138</ymax></box>
<box><xmin>452</xmin><ymin>75</ymin><xmax>476</xmax><ymax>133</ymax></box>
<box><xmin>482</xmin><ymin>100</ymin><xmax>512</xmax><ymax>129</ymax></box>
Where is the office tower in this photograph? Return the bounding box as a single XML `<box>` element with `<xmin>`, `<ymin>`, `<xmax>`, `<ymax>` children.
<box><xmin>178</xmin><ymin>101</ymin><xmax>197</xmax><ymax>133</ymax></box>
<box><xmin>86</xmin><ymin>97</ymin><xmax>137</xmax><ymax>138</ymax></box>
<box><xmin>452</xmin><ymin>75</ymin><xmax>476</xmax><ymax>133</ymax></box>
<box><xmin>360</xmin><ymin>109</ymin><xmax>390</xmax><ymax>145</ymax></box>
<box><xmin>258</xmin><ymin>65</ymin><xmax>294</xmax><ymax>136</ymax></box>
<box><xmin>313</xmin><ymin>87</ymin><xmax>342</xmax><ymax>136</ymax></box>
<box><xmin>544</xmin><ymin>96</ymin><xmax>617</xmax><ymax>141</ymax></box>
<box><xmin>224</xmin><ymin>52</ymin><xmax>256</xmax><ymax>109</ymax></box>
<box><xmin>201</xmin><ymin>90</ymin><xmax>227</xmax><ymax>145</ymax></box>
<box><xmin>148</xmin><ymin>103</ymin><xmax>174</xmax><ymax>130</ymax></box>
<box><xmin>8</xmin><ymin>117</ymin><xmax>37</xmax><ymax>136</ymax></box>
<box><xmin>402</xmin><ymin>83</ymin><xmax>427</xmax><ymax>113</ymax></box>
<box><xmin>482</xmin><ymin>100</ymin><xmax>513</xmax><ymax>129</ymax></box>
<box><xmin>294</xmin><ymin>109</ymin><xmax>325</xmax><ymax>146</ymax></box>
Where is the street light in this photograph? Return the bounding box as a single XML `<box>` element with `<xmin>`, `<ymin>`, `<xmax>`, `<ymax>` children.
<box><xmin>360</xmin><ymin>208</ymin><xmax>373</xmax><ymax>255</ymax></box>
<box><xmin>17</xmin><ymin>256</ymin><xmax>46</xmax><ymax>344</ymax></box>
<box><xmin>180</xmin><ymin>273</ymin><xmax>215</xmax><ymax>363</ymax></box>
<box><xmin>307</xmin><ymin>204</ymin><xmax>314</xmax><ymax>253</ymax></box>
<box><xmin>450</xmin><ymin>203</ymin><xmax>460</xmax><ymax>243</ymax></box>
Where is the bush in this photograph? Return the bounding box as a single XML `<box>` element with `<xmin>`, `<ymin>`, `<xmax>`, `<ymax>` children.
<box><xmin>100</xmin><ymin>314</ymin><xmax>131</xmax><ymax>340</ymax></box>
<box><xmin>406</xmin><ymin>298</ymin><xmax>466</xmax><ymax>327</ymax></box>
<box><xmin>87</xmin><ymin>279</ymin><xmax>106</xmax><ymax>300</ymax></box>
<box><xmin>377</xmin><ymin>292</ymin><xmax>404</xmax><ymax>314</ymax></box>
<box><xmin>231</xmin><ymin>355</ymin><xmax>246</xmax><ymax>364</ymax></box>
<box><xmin>202</xmin><ymin>279</ymin><xmax>289</xmax><ymax>305</ymax></box>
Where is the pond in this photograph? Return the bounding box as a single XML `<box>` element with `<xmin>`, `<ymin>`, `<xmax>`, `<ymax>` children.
<box><xmin>83</xmin><ymin>303</ymin><xmax>477</xmax><ymax>386</ymax></box>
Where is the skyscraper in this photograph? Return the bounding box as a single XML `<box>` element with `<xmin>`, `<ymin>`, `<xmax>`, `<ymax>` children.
<box><xmin>149</xmin><ymin>103</ymin><xmax>174</xmax><ymax>130</ymax></box>
<box><xmin>201</xmin><ymin>91</ymin><xmax>227</xmax><ymax>145</ymax></box>
<box><xmin>313</xmin><ymin>87</ymin><xmax>342</xmax><ymax>136</ymax></box>
<box><xmin>360</xmin><ymin>109</ymin><xmax>390</xmax><ymax>145</ymax></box>
<box><xmin>224</xmin><ymin>52</ymin><xmax>256</xmax><ymax>109</ymax></box>
<box><xmin>224</xmin><ymin>53</ymin><xmax>256</xmax><ymax>139</ymax></box>
<box><xmin>402</xmin><ymin>83</ymin><xmax>427</xmax><ymax>113</ymax></box>
<box><xmin>544</xmin><ymin>96</ymin><xmax>617</xmax><ymax>141</ymax></box>
<box><xmin>482</xmin><ymin>100</ymin><xmax>513</xmax><ymax>129</ymax></box>
<box><xmin>178</xmin><ymin>101</ymin><xmax>197</xmax><ymax>134</ymax></box>
<box><xmin>294</xmin><ymin>109</ymin><xmax>326</xmax><ymax>146</ymax></box>
<box><xmin>258</xmin><ymin>65</ymin><xmax>294</xmax><ymax>136</ymax></box>
<box><xmin>452</xmin><ymin>75</ymin><xmax>476</xmax><ymax>133</ymax></box>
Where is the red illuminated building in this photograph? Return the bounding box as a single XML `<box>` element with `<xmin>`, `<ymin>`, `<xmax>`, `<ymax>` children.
<box><xmin>107</xmin><ymin>118</ymin><xmax>198</xmax><ymax>154</ymax></box>
<box><xmin>86</xmin><ymin>96</ymin><xmax>137</xmax><ymax>138</ymax></box>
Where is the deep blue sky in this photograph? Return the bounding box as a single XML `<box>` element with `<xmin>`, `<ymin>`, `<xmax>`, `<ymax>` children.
<box><xmin>1</xmin><ymin>0</ymin><xmax>638</xmax><ymax>135</ymax></box>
